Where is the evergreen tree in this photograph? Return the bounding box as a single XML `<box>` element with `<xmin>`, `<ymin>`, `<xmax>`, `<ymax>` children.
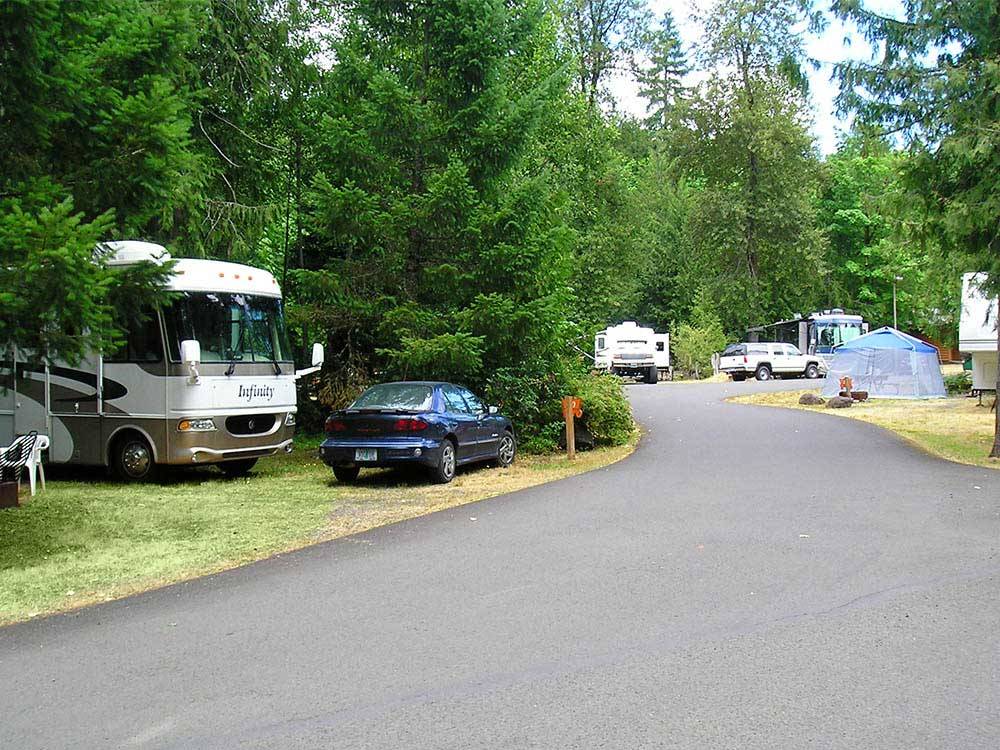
<box><xmin>554</xmin><ymin>0</ymin><xmax>651</xmax><ymax>108</ymax></box>
<box><xmin>635</xmin><ymin>11</ymin><xmax>688</xmax><ymax>130</ymax></box>
<box><xmin>834</xmin><ymin>0</ymin><xmax>1000</xmax><ymax>455</ymax></box>
<box><xmin>678</xmin><ymin>0</ymin><xmax>827</xmax><ymax>336</ymax></box>
<box><xmin>0</xmin><ymin>0</ymin><xmax>201</xmax><ymax>359</ymax></box>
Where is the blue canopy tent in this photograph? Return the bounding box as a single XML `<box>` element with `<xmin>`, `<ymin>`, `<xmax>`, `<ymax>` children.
<box><xmin>821</xmin><ymin>327</ymin><xmax>946</xmax><ymax>399</ymax></box>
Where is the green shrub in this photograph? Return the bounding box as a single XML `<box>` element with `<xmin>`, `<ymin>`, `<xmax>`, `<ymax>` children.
<box><xmin>568</xmin><ymin>370</ymin><xmax>635</xmax><ymax>446</ymax></box>
<box><xmin>944</xmin><ymin>371</ymin><xmax>972</xmax><ymax>395</ymax></box>
<box><xmin>485</xmin><ymin>361</ymin><xmax>634</xmax><ymax>453</ymax></box>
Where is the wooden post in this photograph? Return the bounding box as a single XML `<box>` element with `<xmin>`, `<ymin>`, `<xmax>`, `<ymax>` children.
<box><xmin>839</xmin><ymin>375</ymin><xmax>853</xmax><ymax>398</ymax></box>
<box><xmin>562</xmin><ymin>396</ymin><xmax>583</xmax><ymax>460</ymax></box>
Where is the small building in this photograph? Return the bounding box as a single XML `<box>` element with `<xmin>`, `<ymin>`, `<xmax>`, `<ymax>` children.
<box><xmin>959</xmin><ymin>273</ymin><xmax>998</xmax><ymax>393</ymax></box>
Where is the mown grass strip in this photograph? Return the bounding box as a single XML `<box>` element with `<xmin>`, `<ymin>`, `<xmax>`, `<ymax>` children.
<box><xmin>0</xmin><ymin>432</ymin><xmax>637</xmax><ymax>626</ymax></box>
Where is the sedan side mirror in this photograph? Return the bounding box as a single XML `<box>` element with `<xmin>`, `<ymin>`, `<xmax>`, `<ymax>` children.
<box><xmin>488</xmin><ymin>405</ymin><xmax>499</xmax><ymax>415</ymax></box>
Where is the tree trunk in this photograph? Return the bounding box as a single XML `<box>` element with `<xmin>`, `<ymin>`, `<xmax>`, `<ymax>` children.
<box><xmin>991</xmin><ymin>299</ymin><xmax>1000</xmax><ymax>458</ymax></box>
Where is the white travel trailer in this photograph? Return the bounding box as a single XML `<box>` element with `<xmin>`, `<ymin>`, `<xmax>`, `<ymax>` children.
<box><xmin>594</xmin><ymin>321</ymin><xmax>670</xmax><ymax>384</ymax></box>
<box><xmin>0</xmin><ymin>241</ymin><xmax>323</xmax><ymax>480</ymax></box>
<box><xmin>959</xmin><ymin>272</ymin><xmax>998</xmax><ymax>394</ymax></box>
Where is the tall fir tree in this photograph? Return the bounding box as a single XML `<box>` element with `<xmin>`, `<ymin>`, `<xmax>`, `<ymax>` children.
<box><xmin>635</xmin><ymin>11</ymin><xmax>688</xmax><ymax>129</ymax></box>
<box><xmin>834</xmin><ymin>0</ymin><xmax>1000</xmax><ymax>456</ymax></box>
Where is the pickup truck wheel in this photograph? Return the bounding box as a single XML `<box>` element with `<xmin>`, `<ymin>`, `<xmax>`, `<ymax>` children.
<box><xmin>804</xmin><ymin>363</ymin><xmax>820</xmax><ymax>379</ymax></box>
<box><xmin>731</xmin><ymin>373</ymin><xmax>746</xmax><ymax>382</ymax></box>
<box><xmin>755</xmin><ymin>365</ymin><xmax>772</xmax><ymax>381</ymax></box>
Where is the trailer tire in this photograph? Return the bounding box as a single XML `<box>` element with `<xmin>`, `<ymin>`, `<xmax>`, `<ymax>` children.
<box><xmin>731</xmin><ymin>373</ymin><xmax>746</xmax><ymax>382</ymax></box>
<box><xmin>645</xmin><ymin>365</ymin><xmax>658</xmax><ymax>384</ymax></box>
<box><xmin>110</xmin><ymin>432</ymin><xmax>156</xmax><ymax>482</ymax></box>
<box><xmin>755</xmin><ymin>364</ymin><xmax>772</xmax><ymax>381</ymax></box>
<box><xmin>218</xmin><ymin>458</ymin><xmax>258</xmax><ymax>477</ymax></box>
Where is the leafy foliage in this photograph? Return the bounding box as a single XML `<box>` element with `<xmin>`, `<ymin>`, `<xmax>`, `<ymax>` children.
<box><xmin>833</xmin><ymin>0</ymin><xmax>1000</xmax><ymax>453</ymax></box>
<box><xmin>671</xmin><ymin>288</ymin><xmax>727</xmax><ymax>377</ymax></box>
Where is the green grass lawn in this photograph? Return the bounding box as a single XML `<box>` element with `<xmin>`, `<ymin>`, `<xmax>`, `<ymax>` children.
<box><xmin>0</xmin><ymin>433</ymin><xmax>636</xmax><ymax>625</ymax></box>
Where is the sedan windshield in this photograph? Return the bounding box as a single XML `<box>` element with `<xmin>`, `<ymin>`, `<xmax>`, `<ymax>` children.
<box><xmin>164</xmin><ymin>292</ymin><xmax>292</xmax><ymax>363</ymax></box>
<box><xmin>350</xmin><ymin>384</ymin><xmax>434</xmax><ymax>411</ymax></box>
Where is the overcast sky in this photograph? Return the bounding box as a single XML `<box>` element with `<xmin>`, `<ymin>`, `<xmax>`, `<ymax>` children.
<box><xmin>607</xmin><ymin>0</ymin><xmax>895</xmax><ymax>155</ymax></box>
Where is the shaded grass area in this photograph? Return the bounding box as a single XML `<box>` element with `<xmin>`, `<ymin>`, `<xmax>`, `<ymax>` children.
<box><xmin>0</xmin><ymin>432</ymin><xmax>637</xmax><ymax>625</ymax></box>
<box><xmin>730</xmin><ymin>389</ymin><xmax>998</xmax><ymax>469</ymax></box>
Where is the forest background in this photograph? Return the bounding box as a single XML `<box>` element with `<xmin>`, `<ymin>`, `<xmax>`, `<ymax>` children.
<box><xmin>1</xmin><ymin>0</ymin><xmax>994</xmax><ymax>451</ymax></box>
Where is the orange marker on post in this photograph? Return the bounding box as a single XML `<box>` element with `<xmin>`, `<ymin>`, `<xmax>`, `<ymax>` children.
<box><xmin>562</xmin><ymin>396</ymin><xmax>583</xmax><ymax>460</ymax></box>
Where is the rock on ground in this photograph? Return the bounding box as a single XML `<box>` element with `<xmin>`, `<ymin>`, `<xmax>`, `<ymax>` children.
<box><xmin>799</xmin><ymin>393</ymin><xmax>825</xmax><ymax>406</ymax></box>
<box><xmin>826</xmin><ymin>395</ymin><xmax>853</xmax><ymax>409</ymax></box>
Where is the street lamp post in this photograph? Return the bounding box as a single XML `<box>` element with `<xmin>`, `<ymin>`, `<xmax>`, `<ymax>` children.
<box><xmin>892</xmin><ymin>275</ymin><xmax>904</xmax><ymax>329</ymax></box>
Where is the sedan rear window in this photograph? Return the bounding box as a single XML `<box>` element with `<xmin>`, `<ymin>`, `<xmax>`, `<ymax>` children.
<box><xmin>350</xmin><ymin>384</ymin><xmax>433</xmax><ymax>411</ymax></box>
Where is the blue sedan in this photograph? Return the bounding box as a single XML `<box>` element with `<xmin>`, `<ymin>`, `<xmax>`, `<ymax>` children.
<box><xmin>319</xmin><ymin>381</ymin><xmax>516</xmax><ymax>484</ymax></box>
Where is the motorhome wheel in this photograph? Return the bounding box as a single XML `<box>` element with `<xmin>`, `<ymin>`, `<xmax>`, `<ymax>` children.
<box><xmin>111</xmin><ymin>434</ymin><xmax>155</xmax><ymax>481</ymax></box>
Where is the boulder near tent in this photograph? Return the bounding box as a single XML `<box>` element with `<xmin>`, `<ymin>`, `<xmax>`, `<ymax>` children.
<box><xmin>821</xmin><ymin>326</ymin><xmax>946</xmax><ymax>399</ymax></box>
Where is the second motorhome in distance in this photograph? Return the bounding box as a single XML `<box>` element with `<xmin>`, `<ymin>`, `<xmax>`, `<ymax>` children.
<box><xmin>594</xmin><ymin>321</ymin><xmax>670</xmax><ymax>383</ymax></box>
<box><xmin>746</xmin><ymin>309</ymin><xmax>868</xmax><ymax>365</ymax></box>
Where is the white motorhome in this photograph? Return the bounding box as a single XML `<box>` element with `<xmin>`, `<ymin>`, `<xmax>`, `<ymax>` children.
<box><xmin>0</xmin><ymin>241</ymin><xmax>323</xmax><ymax>480</ymax></box>
<box><xmin>959</xmin><ymin>272</ymin><xmax>998</xmax><ymax>394</ymax></box>
<box><xmin>594</xmin><ymin>321</ymin><xmax>670</xmax><ymax>384</ymax></box>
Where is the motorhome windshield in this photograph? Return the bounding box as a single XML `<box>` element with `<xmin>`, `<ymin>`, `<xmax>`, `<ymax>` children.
<box><xmin>164</xmin><ymin>292</ymin><xmax>293</xmax><ymax>363</ymax></box>
<box><xmin>817</xmin><ymin>322</ymin><xmax>863</xmax><ymax>349</ymax></box>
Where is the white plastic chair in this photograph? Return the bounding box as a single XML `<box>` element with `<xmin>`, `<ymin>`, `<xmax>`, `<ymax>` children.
<box><xmin>0</xmin><ymin>433</ymin><xmax>47</xmax><ymax>496</ymax></box>
<box><xmin>26</xmin><ymin>434</ymin><xmax>49</xmax><ymax>495</ymax></box>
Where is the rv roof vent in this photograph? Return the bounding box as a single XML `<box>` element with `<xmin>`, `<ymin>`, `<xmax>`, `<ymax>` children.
<box><xmin>100</xmin><ymin>240</ymin><xmax>171</xmax><ymax>266</ymax></box>
<box><xmin>830</xmin><ymin>308</ymin><xmax>844</xmax><ymax>314</ymax></box>
<box><xmin>793</xmin><ymin>313</ymin><xmax>802</xmax><ymax>319</ymax></box>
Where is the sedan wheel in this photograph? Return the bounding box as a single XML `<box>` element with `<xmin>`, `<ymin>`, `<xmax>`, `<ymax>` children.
<box><xmin>430</xmin><ymin>440</ymin><xmax>456</xmax><ymax>484</ymax></box>
<box><xmin>497</xmin><ymin>433</ymin><xmax>516</xmax><ymax>467</ymax></box>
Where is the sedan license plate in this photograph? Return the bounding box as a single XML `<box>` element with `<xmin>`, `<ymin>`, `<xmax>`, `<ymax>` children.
<box><xmin>355</xmin><ymin>448</ymin><xmax>377</xmax><ymax>462</ymax></box>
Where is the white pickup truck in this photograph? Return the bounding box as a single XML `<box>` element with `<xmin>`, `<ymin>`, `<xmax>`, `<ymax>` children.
<box><xmin>720</xmin><ymin>342</ymin><xmax>825</xmax><ymax>382</ymax></box>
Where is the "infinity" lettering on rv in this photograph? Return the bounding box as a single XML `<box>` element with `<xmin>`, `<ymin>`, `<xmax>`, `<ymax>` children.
<box><xmin>237</xmin><ymin>384</ymin><xmax>275</xmax><ymax>402</ymax></box>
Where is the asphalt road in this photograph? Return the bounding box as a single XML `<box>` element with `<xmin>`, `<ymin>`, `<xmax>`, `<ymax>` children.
<box><xmin>2</xmin><ymin>380</ymin><xmax>999</xmax><ymax>749</ymax></box>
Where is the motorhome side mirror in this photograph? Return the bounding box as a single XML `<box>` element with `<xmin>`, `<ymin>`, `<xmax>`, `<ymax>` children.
<box><xmin>488</xmin><ymin>405</ymin><xmax>499</xmax><ymax>415</ymax></box>
<box><xmin>311</xmin><ymin>342</ymin><xmax>324</xmax><ymax>368</ymax></box>
<box><xmin>180</xmin><ymin>339</ymin><xmax>201</xmax><ymax>364</ymax></box>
